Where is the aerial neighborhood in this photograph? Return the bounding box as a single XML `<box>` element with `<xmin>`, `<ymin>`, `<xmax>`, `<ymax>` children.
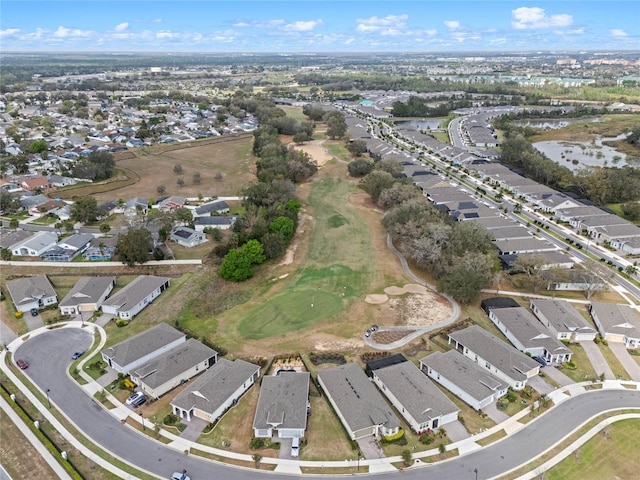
<box><xmin>1</xmin><ymin>7</ymin><xmax>640</xmax><ymax>479</ymax></box>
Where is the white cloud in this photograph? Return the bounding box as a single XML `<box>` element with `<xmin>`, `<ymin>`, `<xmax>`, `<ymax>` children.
<box><xmin>511</xmin><ymin>7</ymin><xmax>573</xmax><ymax>29</ymax></box>
<box><xmin>356</xmin><ymin>14</ymin><xmax>408</xmax><ymax>33</ymax></box>
<box><xmin>344</xmin><ymin>38</ymin><xmax>355</xmax><ymax>45</ymax></box>
<box><xmin>444</xmin><ymin>20</ymin><xmax>460</xmax><ymax>30</ymax></box>
<box><xmin>53</xmin><ymin>26</ymin><xmax>93</xmax><ymax>38</ymax></box>
<box><xmin>555</xmin><ymin>27</ymin><xmax>585</xmax><ymax>36</ymax></box>
<box><xmin>284</xmin><ymin>19</ymin><xmax>323</xmax><ymax>32</ymax></box>
<box><xmin>490</xmin><ymin>38</ymin><xmax>507</xmax><ymax>45</ymax></box>
<box><xmin>156</xmin><ymin>30</ymin><xmax>180</xmax><ymax>39</ymax></box>
<box><xmin>610</xmin><ymin>29</ymin><xmax>628</xmax><ymax>37</ymax></box>
<box><xmin>232</xmin><ymin>19</ymin><xmax>284</xmax><ymax>28</ymax></box>
<box><xmin>114</xmin><ymin>23</ymin><xmax>129</xmax><ymax>32</ymax></box>
<box><xmin>0</xmin><ymin>28</ymin><xmax>21</xmax><ymax>38</ymax></box>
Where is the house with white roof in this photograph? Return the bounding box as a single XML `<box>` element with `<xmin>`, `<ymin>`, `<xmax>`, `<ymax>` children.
<box><xmin>101</xmin><ymin>275</ymin><xmax>170</xmax><ymax>320</ymax></box>
<box><xmin>5</xmin><ymin>275</ymin><xmax>58</xmax><ymax>313</ymax></box>
<box><xmin>589</xmin><ymin>302</ymin><xmax>640</xmax><ymax>349</ymax></box>
<box><xmin>11</xmin><ymin>231</ymin><xmax>58</xmax><ymax>256</ymax></box>
<box><xmin>59</xmin><ymin>276</ymin><xmax>116</xmax><ymax>316</ymax></box>
<box><xmin>530</xmin><ymin>299</ymin><xmax>596</xmax><ymax>342</ymax></box>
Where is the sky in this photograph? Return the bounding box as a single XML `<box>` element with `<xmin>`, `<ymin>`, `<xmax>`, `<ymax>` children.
<box><xmin>1</xmin><ymin>1</ymin><xmax>639</xmax><ymax>53</ymax></box>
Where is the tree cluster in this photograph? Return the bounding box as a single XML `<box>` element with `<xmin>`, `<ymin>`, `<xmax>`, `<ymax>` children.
<box><xmin>71</xmin><ymin>151</ymin><xmax>115</xmax><ymax>181</ymax></box>
<box><xmin>391</xmin><ymin>96</ymin><xmax>471</xmax><ymax>117</ymax></box>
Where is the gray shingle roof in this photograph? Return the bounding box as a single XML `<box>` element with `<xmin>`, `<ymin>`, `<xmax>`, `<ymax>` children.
<box><xmin>0</xmin><ymin>229</ymin><xmax>33</xmax><ymax>249</ymax></box>
<box><xmin>448</xmin><ymin>325</ymin><xmax>540</xmax><ymax>381</ymax></box>
<box><xmin>101</xmin><ymin>323</ymin><xmax>185</xmax><ymax>368</ymax></box>
<box><xmin>420</xmin><ymin>351</ymin><xmax>506</xmax><ymax>402</ymax></box>
<box><xmin>5</xmin><ymin>275</ymin><xmax>57</xmax><ymax>309</ymax></box>
<box><xmin>530</xmin><ymin>299</ymin><xmax>596</xmax><ymax>335</ymax></box>
<box><xmin>318</xmin><ymin>363</ymin><xmax>400</xmax><ymax>433</ymax></box>
<box><xmin>101</xmin><ymin>275</ymin><xmax>169</xmax><ymax>314</ymax></box>
<box><xmin>253</xmin><ymin>372</ymin><xmax>310</xmax><ymax>432</ymax></box>
<box><xmin>590</xmin><ymin>302</ymin><xmax>640</xmax><ymax>339</ymax></box>
<box><xmin>59</xmin><ymin>233</ymin><xmax>94</xmax><ymax>249</ymax></box>
<box><xmin>171</xmin><ymin>358</ymin><xmax>260</xmax><ymax>413</ymax></box>
<box><xmin>59</xmin><ymin>276</ymin><xmax>116</xmax><ymax>308</ymax></box>
<box><xmin>15</xmin><ymin>231</ymin><xmax>58</xmax><ymax>252</ymax></box>
<box><xmin>373</xmin><ymin>361</ymin><xmax>458</xmax><ymax>423</ymax></box>
<box><xmin>132</xmin><ymin>338</ymin><xmax>217</xmax><ymax>390</ymax></box>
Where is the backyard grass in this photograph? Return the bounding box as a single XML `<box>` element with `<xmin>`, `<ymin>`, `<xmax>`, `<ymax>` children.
<box><xmin>546</xmin><ymin>419</ymin><xmax>640</xmax><ymax>480</ymax></box>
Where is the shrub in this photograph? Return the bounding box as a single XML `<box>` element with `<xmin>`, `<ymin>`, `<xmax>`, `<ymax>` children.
<box><xmin>163</xmin><ymin>414</ymin><xmax>179</xmax><ymax>426</ymax></box>
<box><xmin>115</xmin><ymin>319</ymin><xmax>129</xmax><ymax>328</ymax></box>
<box><xmin>564</xmin><ymin>361</ymin><xmax>577</xmax><ymax>370</ymax></box>
<box><xmin>250</xmin><ymin>438</ymin><xmax>265</xmax><ymax>450</ymax></box>
<box><xmin>419</xmin><ymin>434</ymin><xmax>434</xmax><ymax>445</ymax></box>
<box><xmin>505</xmin><ymin>391</ymin><xmax>517</xmax><ymax>403</ymax></box>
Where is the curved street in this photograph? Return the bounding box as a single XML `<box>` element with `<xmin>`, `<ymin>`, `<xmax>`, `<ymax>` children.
<box><xmin>10</xmin><ymin>327</ymin><xmax>640</xmax><ymax>480</ymax></box>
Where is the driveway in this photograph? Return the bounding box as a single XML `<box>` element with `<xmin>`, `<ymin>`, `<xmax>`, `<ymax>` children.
<box><xmin>24</xmin><ymin>312</ymin><xmax>44</xmax><ymax>331</ymax></box>
<box><xmin>609</xmin><ymin>343</ymin><xmax>640</xmax><ymax>381</ymax></box>
<box><xmin>482</xmin><ymin>401</ymin><xmax>509</xmax><ymax>424</ymax></box>
<box><xmin>580</xmin><ymin>341</ymin><xmax>615</xmax><ymax>380</ymax></box>
<box><xmin>179</xmin><ymin>417</ymin><xmax>209</xmax><ymax>443</ymax></box>
<box><xmin>527</xmin><ymin>375</ymin><xmax>555</xmax><ymax>395</ymax></box>
<box><xmin>539</xmin><ymin>364</ymin><xmax>574</xmax><ymax>387</ymax></box>
<box><xmin>0</xmin><ymin>320</ymin><xmax>18</xmax><ymax>347</ymax></box>
<box><xmin>443</xmin><ymin>420</ymin><xmax>470</xmax><ymax>442</ymax></box>
<box><xmin>357</xmin><ymin>436</ymin><xmax>385</xmax><ymax>459</ymax></box>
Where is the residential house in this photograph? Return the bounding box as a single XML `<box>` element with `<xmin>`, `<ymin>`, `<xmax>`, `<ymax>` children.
<box><xmin>83</xmin><ymin>236</ymin><xmax>118</xmax><ymax>261</ymax></box>
<box><xmin>317</xmin><ymin>363</ymin><xmax>400</xmax><ymax>440</ymax></box>
<box><xmin>19</xmin><ymin>176</ymin><xmax>49</xmax><ymax>191</ymax></box>
<box><xmin>101</xmin><ymin>275</ymin><xmax>170</xmax><ymax>320</ymax></box>
<box><xmin>158</xmin><ymin>196</ymin><xmax>187</xmax><ymax>211</ymax></box>
<box><xmin>19</xmin><ymin>194</ymin><xmax>50</xmax><ymax>211</ymax></box>
<box><xmin>448</xmin><ymin>325</ymin><xmax>540</xmax><ymax>390</ymax></box>
<box><xmin>193</xmin><ymin>200</ymin><xmax>230</xmax><ymax>217</ymax></box>
<box><xmin>96</xmin><ymin>200</ymin><xmax>120</xmax><ymax>220</ymax></box>
<box><xmin>11</xmin><ymin>231</ymin><xmax>58</xmax><ymax>257</ymax></box>
<box><xmin>29</xmin><ymin>199</ymin><xmax>66</xmax><ymax>217</ymax></box>
<box><xmin>101</xmin><ymin>323</ymin><xmax>186</xmax><ymax>374</ymax></box>
<box><xmin>542</xmin><ymin>268</ymin><xmax>606</xmax><ymax>293</ymax></box>
<box><xmin>480</xmin><ymin>297</ymin><xmax>520</xmax><ymax>315</ymax></box>
<box><xmin>530</xmin><ymin>299</ymin><xmax>597</xmax><ymax>342</ymax></box>
<box><xmin>124</xmin><ymin>197</ymin><xmax>148</xmax><ymax>219</ymax></box>
<box><xmin>419</xmin><ymin>351</ymin><xmax>508</xmax><ymax>411</ymax></box>
<box><xmin>193</xmin><ymin>215</ymin><xmax>237</xmax><ymax>232</ymax></box>
<box><xmin>131</xmin><ymin>339</ymin><xmax>218</xmax><ymax>399</ymax></box>
<box><xmin>589</xmin><ymin>302</ymin><xmax>640</xmax><ymax>349</ymax></box>
<box><xmin>5</xmin><ymin>275</ymin><xmax>58</xmax><ymax>313</ymax></box>
<box><xmin>493</xmin><ymin>238</ymin><xmax>557</xmax><ymax>255</ymax></box>
<box><xmin>487</xmin><ymin>306</ymin><xmax>573</xmax><ymax>364</ymax></box>
<box><xmin>253</xmin><ymin>372</ymin><xmax>310</xmax><ymax>439</ymax></box>
<box><xmin>610</xmin><ymin>236</ymin><xmax>640</xmax><ymax>255</ymax></box>
<box><xmin>40</xmin><ymin>233</ymin><xmax>93</xmax><ymax>262</ymax></box>
<box><xmin>58</xmin><ymin>276</ymin><xmax>116</xmax><ymax>316</ymax></box>
<box><xmin>47</xmin><ymin>175</ymin><xmax>77</xmax><ymax>188</ymax></box>
<box><xmin>0</xmin><ymin>229</ymin><xmax>34</xmax><ymax>251</ymax></box>
<box><xmin>368</xmin><ymin>355</ymin><xmax>458</xmax><ymax>433</ymax></box>
<box><xmin>170</xmin><ymin>227</ymin><xmax>207</xmax><ymax>248</ymax></box>
<box><xmin>171</xmin><ymin>359</ymin><xmax>261</xmax><ymax>422</ymax></box>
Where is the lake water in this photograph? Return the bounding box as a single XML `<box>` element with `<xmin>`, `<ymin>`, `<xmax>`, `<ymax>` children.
<box><xmin>513</xmin><ymin>117</ymin><xmax>601</xmax><ymax>130</ymax></box>
<box><xmin>395</xmin><ymin>119</ymin><xmax>442</xmax><ymax>130</ymax></box>
<box><xmin>533</xmin><ymin>137</ymin><xmax>630</xmax><ymax>171</ymax></box>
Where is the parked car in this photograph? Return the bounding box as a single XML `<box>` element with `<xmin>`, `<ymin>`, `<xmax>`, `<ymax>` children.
<box><xmin>131</xmin><ymin>394</ymin><xmax>147</xmax><ymax>408</ymax></box>
<box><xmin>71</xmin><ymin>351</ymin><xmax>85</xmax><ymax>360</ymax></box>
<box><xmin>30</xmin><ymin>308</ymin><xmax>39</xmax><ymax>316</ymax></box>
<box><xmin>16</xmin><ymin>359</ymin><xmax>28</xmax><ymax>369</ymax></box>
<box><xmin>371</xmin><ymin>324</ymin><xmax>379</xmax><ymax>332</ymax></box>
<box><xmin>171</xmin><ymin>472</ymin><xmax>190</xmax><ymax>480</ymax></box>
<box><xmin>125</xmin><ymin>392</ymin><xmax>144</xmax><ymax>405</ymax></box>
<box><xmin>291</xmin><ymin>437</ymin><xmax>300</xmax><ymax>458</ymax></box>
<box><xmin>364</xmin><ymin>329</ymin><xmax>371</xmax><ymax>337</ymax></box>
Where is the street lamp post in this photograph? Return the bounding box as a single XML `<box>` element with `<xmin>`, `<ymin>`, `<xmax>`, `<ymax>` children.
<box><xmin>357</xmin><ymin>451</ymin><xmax>361</xmax><ymax>471</ymax></box>
<box><xmin>474</xmin><ymin>467</ymin><xmax>478</xmax><ymax>480</ymax></box>
<box><xmin>45</xmin><ymin>389</ymin><xmax>51</xmax><ymax>408</ymax></box>
<box><xmin>140</xmin><ymin>413</ymin><xmax>145</xmax><ymax>431</ymax></box>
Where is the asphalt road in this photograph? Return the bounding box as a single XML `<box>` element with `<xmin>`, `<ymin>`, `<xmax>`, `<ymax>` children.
<box><xmin>15</xmin><ymin>329</ymin><xmax>640</xmax><ymax>480</ymax></box>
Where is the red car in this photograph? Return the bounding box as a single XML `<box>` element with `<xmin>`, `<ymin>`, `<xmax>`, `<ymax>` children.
<box><xmin>16</xmin><ymin>359</ymin><xmax>28</xmax><ymax>369</ymax></box>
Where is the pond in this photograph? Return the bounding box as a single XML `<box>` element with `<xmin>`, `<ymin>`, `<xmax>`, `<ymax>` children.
<box><xmin>395</xmin><ymin>119</ymin><xmax>443</xmax><ymax>130</ymax></box>
<box><xmin>533</xmin><ymin>137</ymin><xmax>631</xmax><ymax>171</ymax></box>
<box><xmin>513</xmin><ymin>117</ymin><xmax>601</xmax><ymax>130</ymax></box>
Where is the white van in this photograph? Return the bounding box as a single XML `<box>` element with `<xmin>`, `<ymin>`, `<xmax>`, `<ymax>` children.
<box><xmin>291</xmin><ymin>437</ymin><xmax>300</xmax><ymax>457</ymax></box>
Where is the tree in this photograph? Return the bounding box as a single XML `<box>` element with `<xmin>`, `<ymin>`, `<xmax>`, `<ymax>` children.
<box><xmin>99</xmin><ymin>223</ymin><xmax>111</xmax><ymax>234</ymax></box>
<box><xmin>117</xmin><ymin>228</ymin><xmax>153</xmax><ymax>266</ymax></box>
<box><xmin>626</xmin><ymin>264</ymin><xmax>638</xmax><ymax>276</ymax></box>
<box><xmin>157</xmin><ymin>185</ymin><xmax>166</xmax><ymax>195</ymax></box>
<box><xmin>173</xmin><ymin>164</ymin><xmax>183</xmax><ymax>174</ymax></box>
<box><xmin>261</xmin><ymin>232</ymin><xmax>288</xmax><ymax>259</ymax></box>
<box><xmin>325</xmin><ymin>111</ymin><xmax>347</xmax><ymax>139</ymax></box>
<box><xmin>348</xmin><ymin>159</ymin><xmax>374</xmax><ymax>177</ymax></box>
<box><xmin>241</xmin><ymin>239</ymin><xmax>266</xmax><ymax>265</ymax></box>
<box><xmin>192</xmin><ymin>172</ymin><xmax>201</xmax><ymax>185</ymax></box>
<box><xmin>293</xmin><ymin>131</ymin><xmax>311</xmax><ymax>144</ymax></box>
<box><xmin>29</xmin><ymin>139</ymin><xmax>48</xmax><ymax>155</ymax></box>
<box><xmin>70</xmin><ymin>196</ymin><xmax>98</xmax><ymax>224</ymax></box>
<box><xmin>219</xmin><ymin>248</ymin><xmax>255</xmax><ymax>281</ymax></box>
<box><xmin>71</xmin><ymin>151</ymin><xmax>115</xmax><ymax>181</ymax></box>
<box><xmin>269</xmin><ymin>216</ymin><xmax>295</xmax><ymax>240</ymax></box>
<box><xmin>8</xmin><ymin>218</ymin><xmax>19</xmax><ymax>231</ymax></box>
<box><xmin>177</xmin><ymin>177</ymin><xmax>184</xmax><ymax>187</ymax></box>
<box><xmin>347</xmin><ymin>139</ymin><xmax>367</xmax><ymax>157</ymax></box>
<box><xmin>401</xmin><ymin>449</ymin><xmax>412</xmax><ymax>467</ymax></box>
<box><xmin>0</xmin><ymin>248</ymin><xmax>12</xmax><ymax>261</ymax></box>
<box><xmin>358</xmin><ymin>170</ymin><xmax>396</xmax><ymax>203</ymax></box>
<box><xmin>377</xmin><ymin>183</ymin><xmax>419</xmax><ymax>209</ymax></box>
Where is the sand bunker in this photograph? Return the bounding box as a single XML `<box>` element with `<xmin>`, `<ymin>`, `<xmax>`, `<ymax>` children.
<box><xmin>290</xmin><ymin>139</ymin><xmax>333</xmax><ymax>167</ymax></box>
<box><xmin>364</xmin><ymin>284</ymin><xmax>453</xmax><ymax>327</ymax></box>
<box><xmin>314</xmin><ymin>339</ymin><xmax>362</xmax><ymax>352</ymax></box>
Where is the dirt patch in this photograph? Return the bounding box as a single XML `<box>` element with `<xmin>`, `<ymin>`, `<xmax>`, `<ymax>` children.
<box><xmin>290</xmin><ymin>139</ymin><xmax>333</xmax><ymax>167</ymax></box>
<box><xmin>314</xmin><ymin>338</ymin><xmax>364</xmax><ymax>352</ymax></box>
<box><xmin>391</xmin><ymin>293</ymin><xmax>453</xmax><ymax>327</ymax></box>
<box><xmin>371</xmin><ymin>330</ymin><xmax>414</xmax><ymax>344</ymax></box>
<box><xmin>384</xmin><ymin>284</ymin><xmax>429</xmax><ymax>295</ymax></box>
<box><xmin>349</xmin><ymin>192</ymin><xmax>383</xmax><ymax>213</ymax></box>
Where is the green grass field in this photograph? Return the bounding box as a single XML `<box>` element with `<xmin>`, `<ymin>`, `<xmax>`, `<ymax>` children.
<box><xmin>547</xmin><ymin>419</ymin><xmax>640</xmax><ymax>480</ymax></box>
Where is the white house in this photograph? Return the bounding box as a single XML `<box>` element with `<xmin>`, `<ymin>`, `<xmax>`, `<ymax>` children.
<box><xmin>420</xmin><ymin>351</ymin><xmax>508</xmax><ymax>411</ymax></box>
<box><xmin>170</xmin><ymin>227</ymin><xmax>207</xmax><ymax>248</ymax></box>
<box><xmin>530</xmin><ymin>299</ymin><xmax>597</xmax><ymax>342</ymax></box>
<box><xmin>317</xmin><ymin>363</ymin><xmax>400</xmax><ymax>440</ymax></box>
<box><xmin>253</xmin><ymin>372</ymin><xmax>310</xmax><ymax>439</ymax></box>
<box><xmin>59</xmin><ymin>276</ymin><xmax>116</xmax><ymax>316</ymax></box>
<box><xmin>101</xmin><ymin>323</ymin><xmax>186</xmax><ymax>374</ymax></box>
<box><xmin>11</xmin><ymin>231</ymin><xmax>58</xmax><ymax>256</ymax></box>
<box><xmin>369</xmin><ymin>357</ymin><xmax>459</xmax><ymax>433</ymax></box>
<box><xmin>6</xmin><ymin>275</ymin><xmax>58</xmax><ymax>313</ymax></box>
<box><xmin>131</xmin><ymin>339</ymin><xmax>218</xmax><ymax>399</ymax></box>
<box><xmin>171</xmin><ymin>359</ymin><xmax>261</xmax><ymax>422</ymax></box>
<box><xmin>101</xmin><ymin>275</ymin><xmax>170</xmax><ymax>320</ymax></box>
<box><xmin>589</xmin><ymin>302</ymin><xmax>640</xmax><ymax>349</ymax></box>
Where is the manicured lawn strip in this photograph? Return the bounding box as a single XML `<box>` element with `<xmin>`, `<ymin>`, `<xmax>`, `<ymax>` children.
<box><xmin>598</xmin><ymin>343</ymin><xmax>631</xmax><ymax>380</ymax></box>
<box><xmin>500</xmin><ymin>410</ymin><xmax>640</xmax><ymax>480</ymax></box>
<box><xmin>475</xmin><ymin>430</ymin><xmax>507</xmax><ymax>447</ymax></box>
<box><xmin>561</xmin><ymin>343</ymin><xmax>598</xmax><ymax>383</ymax></box>
<box><xmin>546</xmin><ymin>418</ymin><xmax>640</xmax><ymax>480</ymax></box>
<box><xmin>432</xmin><ymin>382</ymin><xmax>496</xmax><ymax>435</ymax></box>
